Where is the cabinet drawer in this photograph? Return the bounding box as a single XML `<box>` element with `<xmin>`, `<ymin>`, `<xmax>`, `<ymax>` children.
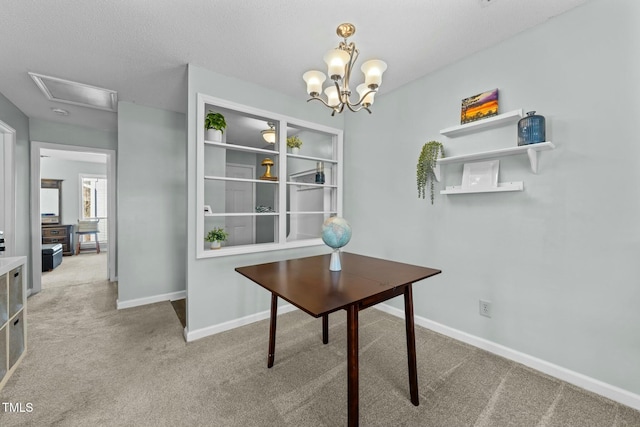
<box><xmin>42</xmin><ymin>228</ymin><xmax>66</xmax><ymax>237</ymax></box>
<box><xmin>42</xmin><ymin>236</ymin><xmax>68</xmax><ymax>245</ymax></box>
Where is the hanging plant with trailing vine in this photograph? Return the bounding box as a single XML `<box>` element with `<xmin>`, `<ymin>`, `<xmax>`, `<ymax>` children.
<box><xmin>416</xmin><ymin>141</ymin><xmax>444</xmax><ymax>204</ymax></box>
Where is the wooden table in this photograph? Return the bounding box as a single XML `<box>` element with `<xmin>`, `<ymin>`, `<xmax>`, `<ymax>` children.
<box><xmin>235</xmin><ymin>252</ymin><xmax>441</xmax><ymax>426</ymax></box>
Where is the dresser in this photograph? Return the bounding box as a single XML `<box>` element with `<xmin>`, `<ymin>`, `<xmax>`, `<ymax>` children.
<box><xmin>42</xmin><ymin>224</ymin><xmax>74</xmax><ymax>256</ymax></box>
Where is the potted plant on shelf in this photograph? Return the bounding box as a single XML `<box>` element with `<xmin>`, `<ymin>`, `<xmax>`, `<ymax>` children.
<box><xmin>205</xmin><ymin>111</ymin><xmax>227</xmax><ymax>143</ymax></box>
<box><xmin>286</xmin><ymin>135</ymin><xmax>303</xmax><ymax>154</ymax></box>
<box><xmin>205</xmin><ymin>227</ymin><xmax>228</xmax><ymax>249</ymax></box>
<box><xmin>416</xmin><ymin>141</ymin><xmax>444</xmax><ymax>204</ymax></box>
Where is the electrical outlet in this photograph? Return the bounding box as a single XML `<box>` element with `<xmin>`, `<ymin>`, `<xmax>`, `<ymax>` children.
<box><xmin>479</xmin><ymin>300</ymin><xmax>492</xmax><ymax>318</ymax></box>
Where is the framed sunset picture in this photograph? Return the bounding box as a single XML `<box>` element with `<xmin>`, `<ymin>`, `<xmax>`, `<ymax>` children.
<box><xmin>460</xmin><ymin>89</ymin><xmax>499</xmax><ymax>124</ymax></box>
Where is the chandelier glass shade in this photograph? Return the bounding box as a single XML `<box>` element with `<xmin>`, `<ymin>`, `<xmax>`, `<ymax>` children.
<box><xmin>303</xmin><ymin>23</ymin><xmax>387</xmax><ymax>116</ymax></box>
<box><xmin>261</xmin><ymin>122</ymin><xmax>276</xmax><ymax>144</ymax></box>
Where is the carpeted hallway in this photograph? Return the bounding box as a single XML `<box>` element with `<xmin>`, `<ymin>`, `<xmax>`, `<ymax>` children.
<box><xmin>41</xmin><ymin>251</ymin><xmax>108</xmax><ymax>289</ymax></box>
<box><xmin>0</xmin><ymin>280</ymin><xmax>639</xmax><ymax>426</ymax></box>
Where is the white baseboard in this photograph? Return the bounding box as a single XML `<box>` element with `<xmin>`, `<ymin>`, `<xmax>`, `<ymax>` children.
<box><xmin>116</xmin><ymin>290</ymin><xmax>186</xmax><ymax>310</ymax></box>
<box><xmin>375</xmin><ymin>303</ymin><xmax>640</xmax><ymax>411</ymax></box>
<box><xmin>184</xmin><ymin>304</ymin><xmax>297</xmax><ymax>342</ymax></box>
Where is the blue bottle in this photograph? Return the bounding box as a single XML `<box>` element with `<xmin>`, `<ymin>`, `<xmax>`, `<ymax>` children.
<box><xmin>315</xmin><ymin>162</ymin><xmax>325</xmax><ymax>184</ymax></box>
<box><xmin>518</xmin><ymin>111</ymin><xmax>546</xmax><ymax>146</ymax></box>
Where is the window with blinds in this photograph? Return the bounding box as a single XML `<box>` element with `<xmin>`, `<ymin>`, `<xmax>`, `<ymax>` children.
<box><xmin>80</xmin><ymin>175</ymin><xmax>108</xmax><ymax>243</ymax></box>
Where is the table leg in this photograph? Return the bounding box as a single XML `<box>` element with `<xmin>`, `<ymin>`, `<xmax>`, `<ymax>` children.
<box><xmin>347</xmin><ymin>305</ymin><xmax>359</xmax><ymax>427</ymax></box>
<box><xmin>95</xmin><ymin>233</ymin><xmax>100</xmax><ymax>254</ymax></box>
<box><xmin>404</xmin><ymin>284</ymin><xmax>419</xmax><ymax>406</ymax></box>
<box><xmin>268</xmin><ymin>293</ymin><xmax>278</xmax><ymax>368</ymax></box>
<box><xmin>322</xmin><ymin>314</ymin><xmax>329</xmax><ymax>344</ymax></box>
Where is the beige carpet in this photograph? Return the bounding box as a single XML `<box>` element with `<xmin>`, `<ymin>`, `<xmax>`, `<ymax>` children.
<box><xmin>42</xmin><ymin>252</ymin><xmax>108</xmax><ymax>289</ymax></box>
<box><xmin>1</xmin><ymin>281</ymin><xmax>639</xmax><ymax>426</ymax></box>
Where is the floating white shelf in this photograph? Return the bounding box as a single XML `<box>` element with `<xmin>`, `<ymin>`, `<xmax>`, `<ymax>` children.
<box><xmin>440</xmin><ymin>109</ymin><xmax>524</xmax><ymax>137</ymax></box>
<box><xmin>433</xmin><ymin>142</ymin><xmax>555</xmax><ymax>181</ymax></box>
<box><xmin>441</xmin><ymin>181</ymin><xmax>524</xmax><ymax>195</ymax></box>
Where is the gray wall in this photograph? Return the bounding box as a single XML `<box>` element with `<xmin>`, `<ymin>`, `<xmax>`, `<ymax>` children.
<box><xmin>30</xmin><ymin>119</ymin><xmax>117</xmax><ymax>151</ymax></box>
<box><xmin>117</xmin><ymin>102</ymin><xmax>187</xmax><ymax>303</ymax></box>
<box><xmin>186</xmin><ymin>64</ymin><xmax>344</xmax><ymax>332</ymax></box>
<box><xmin>344</xmin><ymin>0</ymin><xmax>639</xmax><ymax>395</ymax></box>
<box><xmin>40</xmin><ymin>157</ymin><xmax>107</xmax><ymax>225</ymax></box>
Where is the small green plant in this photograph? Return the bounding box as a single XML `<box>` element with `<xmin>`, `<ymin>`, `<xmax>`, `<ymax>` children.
<box><xmin>204</xmin><ymin>111</ymin><xmax>227</xmax><ymax>133</ymax></box>
<box><xmin>286</xmin><ymin>135</ymin><xmax>303</xmax><ymax>149</ymax></box>
<box><xmin>205</xmin><ymin>227</ymin><xmax>228</xmax><ymax>242</ymax></box>
<box><xmin>417</xmin><ymin>141</ymin><xmax>445</xmax><ymax>204</ymax></box>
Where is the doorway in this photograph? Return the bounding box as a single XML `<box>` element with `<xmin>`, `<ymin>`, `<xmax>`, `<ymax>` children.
<box><xmin>30</xmin><ymin>142</ymin><xmax>116</xmax><ymax>294</ymax></box>
<box><xmin>0</xmin><ymin>120</ymin><xmax>16</xmax><ymax>257</ymax></box>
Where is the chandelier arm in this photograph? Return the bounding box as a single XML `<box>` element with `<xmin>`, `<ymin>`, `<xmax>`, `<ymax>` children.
<box><xmin>345</xmin><ymin>103</ymin><xmax>371</xmax><ymax>114</ymax></box>
<box><xmin>307</xmin><ymin>96</ymin><xmax>337</xmax><ymax>109</ymax></box>
<box><xmin>357</xmin><ymin>105</ymin><xmax>372</xmax><ymax>114</ymax></box>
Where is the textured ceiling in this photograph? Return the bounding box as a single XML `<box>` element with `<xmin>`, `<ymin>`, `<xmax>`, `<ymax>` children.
<box><xmin>0</xmin><ymin>0</ymin><xmax>587</xmax><ymax>132</ymax></box>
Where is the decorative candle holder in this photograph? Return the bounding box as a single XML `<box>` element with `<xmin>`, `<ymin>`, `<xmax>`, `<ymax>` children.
<box><xmin>260</xmin><ymin>158</ymin><xmax>278</xmax><ymax>181</ymax></box>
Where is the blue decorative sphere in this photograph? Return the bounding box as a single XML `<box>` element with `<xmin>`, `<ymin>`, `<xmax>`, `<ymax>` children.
<box><xmin>321</xmin><ymin>217</ymin><xmax>352</xmax><ymax>249</ymax></box>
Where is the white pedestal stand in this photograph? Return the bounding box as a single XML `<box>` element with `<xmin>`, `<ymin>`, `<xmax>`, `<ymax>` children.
<box><xmin>330</xmin><ymin>249</ymin><xmax>341</xmax><ymax>271</ymax></box>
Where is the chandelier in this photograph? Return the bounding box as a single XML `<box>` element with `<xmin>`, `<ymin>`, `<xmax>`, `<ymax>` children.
<box><xmin>303</xmin><ymin>23</ymin><xmax>387</xmax><ymax>116</ymax></box>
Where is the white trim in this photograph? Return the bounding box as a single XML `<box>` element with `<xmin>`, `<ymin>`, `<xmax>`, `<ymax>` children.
<box><xmin>375</xmin><ymin>303</ymin><xmax>640</xmax><ymax>411</ymax></box>
<box><xmin>116</xmin><ymin>290</ymin><xmax>186</xmax><ymax>310</ymax></box>
<box><xmin>0</xmin><ymin>121</ymin><xmax>16</xmax><ymax>256</ymax></box>
<box><xmin>30</xmin><ymin>142</ymin><xmax>117</xmax><ymax>294</ymax></box>
<box><xmin>184</xmin><ymin>304</ymin><xmax>297</xmax><ymax>342</ymax></box>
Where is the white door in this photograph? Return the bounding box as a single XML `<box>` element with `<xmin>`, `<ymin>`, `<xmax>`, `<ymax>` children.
<box><xmin>225</xmin><ymin>164</ymin><xmax>254</xmax><ymax>246</ymax></box>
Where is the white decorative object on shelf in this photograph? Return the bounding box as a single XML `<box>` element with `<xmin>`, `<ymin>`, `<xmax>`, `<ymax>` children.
<box><xmin>441</xmin><ymin>182</ymin><xmax>523</xmax><ymax>194</ymax></box>
<box><xmin>433</xmin><ymin>142</ymin><xmax>554</xmax><ymax>181</ymax></box>
<box><xmin>461</xmin><ymin>160</ymin><xmax>499</xmax><ymax>190</ymax></box>
<box><xmin>440</xmin><ymin>109</ymin><xmax>524</xmax><ymax>137</ymax></box>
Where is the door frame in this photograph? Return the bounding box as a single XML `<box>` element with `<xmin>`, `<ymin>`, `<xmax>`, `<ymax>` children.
<box><xmin>0</xmin><ymin>120</ymin><xmax>16</xmax><ymax>256</ymax></box>
<box><xmin>30</xmin><ymin>141</ymin><xmax>117</xmax><ymax>294</ymax></box>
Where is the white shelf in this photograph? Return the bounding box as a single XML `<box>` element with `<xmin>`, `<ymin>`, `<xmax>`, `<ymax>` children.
<box><xmin>204</xmin><ymin>176</ymin><xmax>279</xmax><ymax>184</ymax></box>
<box><xmin>287</xmin><ymin>153</ymin><xmax>338</xmax><ymax>164</ymax></box>
<box><xmin>434</xmin><ymin>142</ymin><xmax>555</xmax><ymax>181</ymax></box>
<box><xmin>441</xmin><ymin>181</ymin><xmax>523</xmax><ymax>195</ymax></box>
<box><xmin>287</xmin><ymin>211</ymin><xmax>337</xmax><ymax>215</ymax></box>
<box><xmin>205</xmin><ymin>140</ymin><xmax>279</xmax><ymax>156</ymax></box>
<box><xmin>205</xmin><ymin>212</ymin><xmax>278</xmax><ymax>217</ymax></box>
<box><xmin>286</xmin><ymin>181</ymin><xmax>337</xmax><ymax>189</ymax></box>
<box><xmin>440</xmin><ymin>109</ymin><xmax>524</xmax><ymax>137</ymax></box>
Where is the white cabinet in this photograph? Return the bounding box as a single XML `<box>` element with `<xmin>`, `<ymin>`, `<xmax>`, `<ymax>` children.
<box><xmin>436</xmin><ymin>109</ymin><xmax>555</xmax><ymax>194</ymax></box>
<box><xmin>0</xmin><ymin>256</ymin><xmax>27</xmax><ymax>391</ymax></box>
